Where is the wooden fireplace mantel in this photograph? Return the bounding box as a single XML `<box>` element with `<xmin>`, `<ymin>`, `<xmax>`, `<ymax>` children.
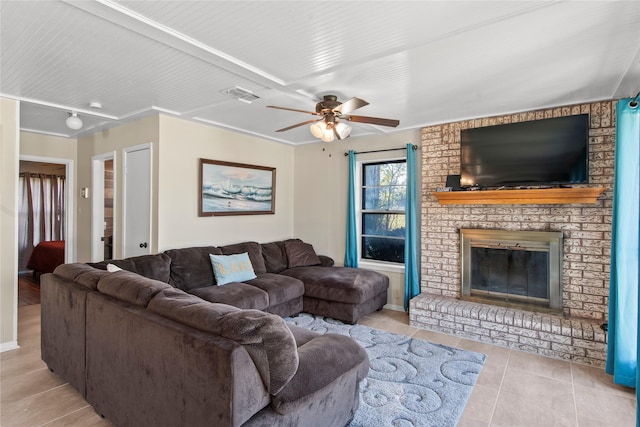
<box><xmin>432</xmin><ymin>186</ymin><xmax>606</xmax><ymax>205</ymax></box>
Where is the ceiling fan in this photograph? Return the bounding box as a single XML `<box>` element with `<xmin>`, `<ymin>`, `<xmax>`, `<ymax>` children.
<box><xmin>267</xmin><ymin>95</ymin><xmax>400</xmax><ymax>142</ymax></box>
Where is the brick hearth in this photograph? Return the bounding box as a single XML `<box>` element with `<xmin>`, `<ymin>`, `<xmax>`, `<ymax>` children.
<box><xmin>410</xmin><ymin>295</ymin><xmax>607</xmax><ymax>366</ymax></box>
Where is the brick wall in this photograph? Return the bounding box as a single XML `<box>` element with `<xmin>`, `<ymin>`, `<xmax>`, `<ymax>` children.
<box><xmin>420</xmin><ymin>100</ymin><xmax>616</xmax><ymax>321</ymax></box>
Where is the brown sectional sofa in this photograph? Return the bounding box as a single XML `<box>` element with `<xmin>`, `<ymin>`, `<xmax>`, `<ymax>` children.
<box><xmin>96</xmin><ymin>239</ymin><xmax>389</xmax><ymax>324</ymax></box>
<box><xmin>41</xmin><ymin>239</ymin><xmax>389</xmax><ymax>427</ymax></box>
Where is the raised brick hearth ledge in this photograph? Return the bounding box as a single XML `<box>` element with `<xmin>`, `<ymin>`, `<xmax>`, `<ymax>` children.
<box><xmin>409</xmin><ymin>294</ymin><xmax>607</xmax><ymax>367</ymax></box>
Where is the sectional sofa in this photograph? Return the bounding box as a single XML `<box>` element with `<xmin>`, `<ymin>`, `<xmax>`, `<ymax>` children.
<box><xmin>41</xmin><ymin>239</ymin><xmax>389</xmax><ymax>427</ymax></box>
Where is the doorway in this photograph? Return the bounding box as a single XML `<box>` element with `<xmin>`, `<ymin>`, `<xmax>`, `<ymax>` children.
<box><xmin>92</xmin><ymin>152</ymin><xmax>116</xmax><ymax>262</ymax></box>
<box><xmin>17</xmin><ymin>155</ymin><xmax>75</xmax><ymax>305</ymax></box>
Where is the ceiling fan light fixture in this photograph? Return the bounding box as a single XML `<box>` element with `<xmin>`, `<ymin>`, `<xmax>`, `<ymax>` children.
<box><xmin>310</xmin><ymin>121</ymin><xmax>337</xmax><ymax>142</ymax></box>
<box><xmin>309</xmin><ymin>121</ymin><xmax>325</xmax><ymax>139</ymax></box>
<box><xmin>320</xmin><ymin>130</ymin><xmax>335</xmax><ymax>142</ymax></box>
<box><xmin>272</xmin><ymin>94</ymin><xmax>396</xmax><ymax>141</ymax></box>
<box><xmin>335</xmin><ymin>121</ymin><xmax>352</xmax><ymax>139</ymax></box>
<box><xmin>66</xmin><ymin>111</ymin><xmax>83</xmax><ymax>130</ymax></box>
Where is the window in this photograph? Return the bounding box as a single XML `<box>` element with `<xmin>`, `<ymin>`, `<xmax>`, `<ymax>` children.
<box><xmin>361</xmin><ymin>160</ymin><xmax>406</xmax><ymax>263</ymax></box>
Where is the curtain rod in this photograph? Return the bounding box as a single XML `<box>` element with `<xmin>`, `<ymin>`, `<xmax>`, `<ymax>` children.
<box><xmin>343</xmin><ymin>144</ymin><xmax>418</xmax><ymax>156</ymax></box>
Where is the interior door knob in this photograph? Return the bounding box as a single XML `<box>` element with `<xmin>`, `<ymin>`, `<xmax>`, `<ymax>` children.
<box><xmin>139</xmin><ymin>242</ymin><xmax>148</xmax><ymax>248</ymax></box>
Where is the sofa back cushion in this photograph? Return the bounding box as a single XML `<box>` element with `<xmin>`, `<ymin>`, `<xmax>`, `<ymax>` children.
<box><xmin>219</xmin><ymin>241</ymin><xmax>267</xmax><ymax>275</ymax></box>
<box><xmin>88</xmin><ymin>253</ymin><xmax>172</xmax><ymax>283</ymax></box>
<box><xmin>97</xmin><ymin>270</ymin><xmax>173</xmax><ymax>307</ymax></box>
<box><xmin>284</xmin><ymin>241</ymin><xmax>321</xmax><ymax>268</ymax></box>
<box><xmin>148</xmin><ymin>288</ymin><xmax>298</xmax><ymax>394</ymax></box>
<box><xmin>261</xmin><ymin>239</ymin><xmax>302</xmax><ymax>274</ymax></box>
<box><xmin>53</xmin><ymin>263</ymin><xmax>111</xmax><ymax>290</ymax></box>
<box><xmin>164</xmin><ymin>246</ymin><xmax>222</xmax><ymax>290</ymax></box>
<box><xmin>261</xmin><ymin>241</ymin><xmax>287</xmax><ymax>274</ymax></box>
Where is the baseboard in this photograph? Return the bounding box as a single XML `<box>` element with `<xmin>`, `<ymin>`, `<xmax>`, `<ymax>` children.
<box><xmin>383</xmin><ymin>304</ymin><xmax>405</xmax><ymax>312</ymax></box>
<box><xmin>0</xmin><ymin>341</ymin><xmax>19</xmax><ymax>353</ymax></box>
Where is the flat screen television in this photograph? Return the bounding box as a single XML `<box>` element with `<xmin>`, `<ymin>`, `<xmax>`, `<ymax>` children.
<box><xmin>460</xmin><ymin>114</ymin><xmax>589</xmax><ymax>189</ymax></box>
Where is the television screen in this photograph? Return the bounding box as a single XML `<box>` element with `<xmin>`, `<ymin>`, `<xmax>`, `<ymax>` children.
<box><xmin>460</xmin><ymin>114</ymin><xmax>589</xmax><ymax>188</ymax></box>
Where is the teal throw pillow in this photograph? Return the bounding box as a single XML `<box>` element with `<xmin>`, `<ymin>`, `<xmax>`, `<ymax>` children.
<box><xmin>209</xmin><ymin>252</ymin><xmax>257</xmax><ymax>286</ymax></box>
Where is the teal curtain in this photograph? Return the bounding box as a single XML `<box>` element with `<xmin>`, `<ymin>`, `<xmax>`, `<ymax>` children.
<box><xmin>606</xmin><ymin>98</ymin><xmax>639</xmax><ymax>421</ymax></box>
<box><xmin>345</xmin><ymin>150</ymin><xmax>358</xmax><ymax>267</ymax></box>
<box><xmin>404</xmin><ymin>144</ymin><xmax>420</xmax><ymax>311</ymax></box>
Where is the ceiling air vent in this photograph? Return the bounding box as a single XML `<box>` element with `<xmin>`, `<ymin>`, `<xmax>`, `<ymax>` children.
<box><xmin>221</xmin><ymin>86</ymin><xmax>260</xmax><ymax>103</ymax></box>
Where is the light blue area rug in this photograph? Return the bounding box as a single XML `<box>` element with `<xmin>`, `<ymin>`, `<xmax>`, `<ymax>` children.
<box><xmin>285</xmin><ymin>313</ymin><xmax>486</xmax><ymax>427</ymax></box>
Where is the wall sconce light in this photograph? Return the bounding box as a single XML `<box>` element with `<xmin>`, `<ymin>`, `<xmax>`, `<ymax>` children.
<box><xmin>66</xmin><ymin>111</ymin><xmax>83</xmax><ymax>130</ymax></box>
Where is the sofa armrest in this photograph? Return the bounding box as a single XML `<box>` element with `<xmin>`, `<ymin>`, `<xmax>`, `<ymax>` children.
<box><xmin>270</xmin><ymin>333</ymin><xmax>369</xmax><ymax>415</ymax></box>
<box><xmin>148</xmin><ymin>288</ymin><xmax>298</xmax><ymax>395</ymax></box>
<box><xmin>318</xmin><ymin>255</ymin><xmax>334</xmax><ymax>267</ymax></box>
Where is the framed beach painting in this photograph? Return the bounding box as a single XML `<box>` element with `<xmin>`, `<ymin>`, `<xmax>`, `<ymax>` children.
<box><xmin>199</xmin><ymin>159</ymin><xmax>276</xmax><ymax>216</ymax></box>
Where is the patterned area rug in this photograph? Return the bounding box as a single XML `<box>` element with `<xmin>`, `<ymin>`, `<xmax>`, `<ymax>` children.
<box><xmin>285</xmin><ymin>313</ymin><xmax>486</xmax><ymax>427</ymax></box>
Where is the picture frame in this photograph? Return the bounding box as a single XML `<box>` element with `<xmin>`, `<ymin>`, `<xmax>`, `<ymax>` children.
<box><xmin>199</xmin><ymin>159</ymin><xmax>276</xmax><ymax>216</ymax></box>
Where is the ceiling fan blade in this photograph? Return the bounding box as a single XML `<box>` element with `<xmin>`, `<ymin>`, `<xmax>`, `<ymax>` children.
<box><xmin>275</xmin><ymin>119</ymin><xmax>321</xmax><ymax>132</ymax></box>
<box><xmin>267</xmin><ymin>105</ymin><xmax>319</xmax><ymax>116</ymax></box>
<box><xmin>333</xmin><ymin>97</ymin><xmax>369</xmax><ymax>114</ymax></box>
<box><xmin>344</xmin><ymin>115</ymin><xmax>400</xmax><ymax>128</ymax></box>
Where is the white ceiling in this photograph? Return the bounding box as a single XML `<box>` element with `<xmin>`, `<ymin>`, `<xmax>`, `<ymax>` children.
<box><xmin>2</xmin><ymin>1</ymin><xmax>639</xmax><ymax>145</ymax></box>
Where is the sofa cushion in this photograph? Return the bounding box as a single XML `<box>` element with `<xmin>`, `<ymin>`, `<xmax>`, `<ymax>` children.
<box><xmin>281</xmin><ymin>266</ymin><xmax>389</xmax><ymax>304</ymax></box>
<box><xmin>97</xmin><ymin>270</ymin><xmax>173</xmax><ymax>307</ymax></box>
<box><xmin>190</xmin><ymin>283</ymin><xmax>269</xmax><ymax>310</ymax></box>
<box><xmin>219</xmin><ymin>241</ymin><xmax>267</xmax><ymax>275</ymax></box>
<box><xmin>209</xmin><ymin>253</ymin><xmax>257</xmax><ymax>285</ymax></box>
<box><xmin>164</xmin><ymin>246</ymin><xmax>222</xmax><ymax>291</ymax></box>
<box><xmin>53</xmin><ymin>263</ymin><xmax>111</xmax><ymax>290</ymax></box>
<box><xmin>270</xmin><ymin>333</ymin><xmax>369</xmax><ymax>415</ymax></box>
<box><xmin>286</xmin><ymin>324</ymin><xmax>319</xmax><ymax>348</ymax></box>
<box><xmin>148</xmin><ymin>288</ymin><xmax>298</xmax><ymax>395</ymax></box>
<box><xmin>284</xmin><ymin>241</ymin><xmax>321</xmax><ymax>268</ymax></box>
<box><xmin>261</xmin><ymin>241</ymin><xmax>288</xmax><ymax>274</ymax></box>
<box><xmin>88</xmin><ymin>253</ymin><xmax>172</xmax><ymax>283</ymax></box>
<box><xmin>260</xmin><ymin>239</ymin><xmax>302</xmax><ymax>274</ymax></box>
<box><xmin>318</xmin><ymin>255</ymin><xmax>335</xmax><ymax>267</ymax></box>
<box><xmin>244</xmin><ymin>273</ymin><xmax>305</xmax><ymax>306</ymax></box>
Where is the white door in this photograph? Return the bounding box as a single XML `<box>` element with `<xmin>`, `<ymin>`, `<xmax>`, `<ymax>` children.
<box><xmin>123</xmin><ymin>145</ymin><xmax>151</xmax><ymax>258</ymax></box>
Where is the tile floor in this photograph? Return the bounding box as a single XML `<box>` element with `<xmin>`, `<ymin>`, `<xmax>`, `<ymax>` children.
<box><xmin>1</xmin><ymin>305</ymin><xmax>635</xmax><ymax>427</ymax></box>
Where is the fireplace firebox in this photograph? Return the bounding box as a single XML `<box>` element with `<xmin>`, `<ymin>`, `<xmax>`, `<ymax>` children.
<box><xmin>460</xmin><ymin>229</ymin><xmax>563</xmax><ymax>312</ymax></box>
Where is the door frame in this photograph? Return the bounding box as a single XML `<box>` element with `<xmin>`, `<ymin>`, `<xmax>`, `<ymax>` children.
<box><xmin>91</xmin><ymin>151</ymin><xmax>116</xmax><ymax>262</ymax></box>
<box><xmin>18</xmin><ymin>154</ymin><xmax>76</xmax><ymax>263</ymax></box>
<box><xmin>122</xmin><ymin>143</ymin><xmax>153</xmax><ymax>258</ymax></box>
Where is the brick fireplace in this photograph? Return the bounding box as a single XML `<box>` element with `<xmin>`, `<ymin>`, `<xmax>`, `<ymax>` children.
<box><xmin>409</xmin><ymin>100</ymin><xmax>615</xmax><ymax>366</ymax></box>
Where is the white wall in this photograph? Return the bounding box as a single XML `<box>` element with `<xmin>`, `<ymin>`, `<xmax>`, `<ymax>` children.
<box><xmin>157</xmin><ymin>115</ymin><xmax>295</xmax><ymax>250</ymax></box>
<box><xmin>0</xmin><ymin>97</ymin><xmax>19</xmax><ymax>350</ymax></box>
<box><xmin>20</xmin><ymin>131</ymin><xmax>77</xmax><ymax>160</ymax></box>
<box><xmin>293</xmin><ymin>130</ymin><xmax>421</xmax><ymax>310</ymax></box>
<box><xmin>76</xmin><ymin>114</ymin><xmax>295</xmax><ymax>259</ymax></box>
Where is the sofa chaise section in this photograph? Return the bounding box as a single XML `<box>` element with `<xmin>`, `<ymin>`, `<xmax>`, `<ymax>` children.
<box><xmin>281</xmin><ymin>266</ymin><xmax>389</xmax><ymax>324</ymax></box>
<box><xmin>261</xmin><ymin>239</ymin><xmax>390</xmax><ymax>324</ymax></box>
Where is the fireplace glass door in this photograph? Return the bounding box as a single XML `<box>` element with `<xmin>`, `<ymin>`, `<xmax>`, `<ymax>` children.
<box><xmin>470</xmin><ymin>246</ymin><xmax>549</xmax><ymax>301</ymax></box>
<box><xmin>460</xmin><ymin>229</ymin><xmax>563</xmax><ymax>311</ymax></box>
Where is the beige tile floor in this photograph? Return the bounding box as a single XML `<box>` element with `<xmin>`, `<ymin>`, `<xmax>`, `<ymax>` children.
<box><xmin>1</xmin><ymin>305</ymin><xmax>636</xmax><ymax>427</ymax></box>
